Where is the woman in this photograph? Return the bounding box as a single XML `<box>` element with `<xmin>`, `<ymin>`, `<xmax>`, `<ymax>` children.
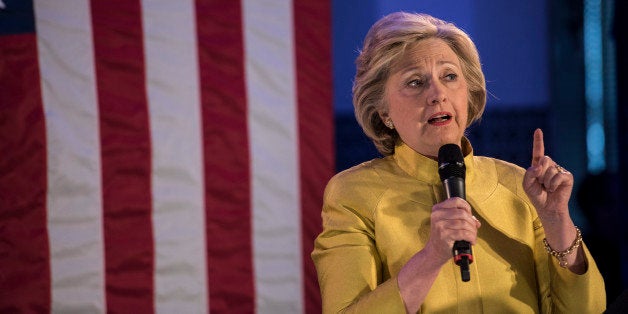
<box><xmin>311</xmin><ymin>12</ymin><xmax>606</xmax><ymax>313</ymax></box>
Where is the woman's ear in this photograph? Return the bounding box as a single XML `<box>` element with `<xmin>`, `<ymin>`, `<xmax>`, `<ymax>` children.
<box><xmin>379</xmin><ymin>111</ymin><xmax>394</xmax><ymax>129</ymax></box>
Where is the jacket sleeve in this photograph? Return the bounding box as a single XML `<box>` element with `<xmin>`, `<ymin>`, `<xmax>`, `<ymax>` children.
<box><xmin>534</xmin><ymin>220</ymin><xmax>607</xmax><ymax>313</ymax></box>
<box><xmin>311</xmin><ymin>174</ymin><xmax>407</xmax><ymax>314</ymax></box>
<box><xmin>501</xmin><ymin>160</ymin><xmax>607</xmax><ymax>313</ymax></box>
<box><xmin>528</xmin><ymin>213</ymin><xmax>607</xmax><ymax>312</ymax></box>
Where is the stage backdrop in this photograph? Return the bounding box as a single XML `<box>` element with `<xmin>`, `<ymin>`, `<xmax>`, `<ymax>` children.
<box><xmin>0</xmin><ymin>0</ymin><xmax>333</xmax><ymax>313</ymax></box>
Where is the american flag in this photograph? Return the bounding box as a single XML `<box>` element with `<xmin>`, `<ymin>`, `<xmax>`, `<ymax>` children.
<box><xmin>0</xmin><ymin>0</ymin><xmax>333</xmax><ymax>313</ymax></box>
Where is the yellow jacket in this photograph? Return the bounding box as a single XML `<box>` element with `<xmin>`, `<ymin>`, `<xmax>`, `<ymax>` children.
<box><xmin>312</xmin><ymin>139</ymin><xmax>606</xmax><ymax>313</ymax></box>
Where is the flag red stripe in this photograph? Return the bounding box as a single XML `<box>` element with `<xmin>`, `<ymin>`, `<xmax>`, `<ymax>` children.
<box><xmin>90</xmin><ymin>1</ymin><xmax>154</xmax><ymax>311</ymax></box>
<box><xmin>195</xmin><ymin>1</ymin><xmax>255</xmax><ymax>312</ymax></box>
<box><xmin>294</xmin><ymin>1</ymin><xmax>334</xmax><ymax>313</ymax></box>
<box><xmin>0</xmin><ymin>33</ymin><xmax>51</xmax><ymax>312</ymax></box>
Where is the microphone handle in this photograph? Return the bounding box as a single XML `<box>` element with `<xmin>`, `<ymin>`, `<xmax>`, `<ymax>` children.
<box><xmin>443</xmin><ymin>176</ymin><xmax>473</xmax><ymax>282</ymax></box>
<box><xmin>443</xmin><ymin>177</ymin><xmax>465</xmax><ymax>200</ymax></box>
<box><xmin>453</xmin><ymin>240</ymin><xmax>472</xmax><ymax>282</ymax></box>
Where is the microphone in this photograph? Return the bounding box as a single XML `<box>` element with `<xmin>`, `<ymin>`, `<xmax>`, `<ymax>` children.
<box><xmin>438</xmin><ymin>143</ymin><xmax>473</xmax><ymax>282</ymax></box>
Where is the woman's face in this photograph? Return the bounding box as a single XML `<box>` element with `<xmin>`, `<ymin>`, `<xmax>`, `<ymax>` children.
<box><xmin>382</xmin><ymin>38</ymin><xmax>469</xmax><ymax>158</ymax></box>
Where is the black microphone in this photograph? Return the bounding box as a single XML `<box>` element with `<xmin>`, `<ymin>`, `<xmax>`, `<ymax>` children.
<box><xmin>438</xmin><ymin>143</ymin><xmax>473</xmax><ymax>282</ymax></box>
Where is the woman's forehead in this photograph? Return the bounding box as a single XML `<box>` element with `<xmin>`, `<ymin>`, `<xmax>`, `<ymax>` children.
<box><xmin>393</xmin><ymin>39</ymin><xmax>461</xmax><ymax>72</ymax></box>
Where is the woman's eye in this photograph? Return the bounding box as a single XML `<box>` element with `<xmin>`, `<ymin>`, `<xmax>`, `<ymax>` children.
<box><xmin>407</xmin><ymin>79</ymin><xmax>424</xmax><ymax>87</ymax></box>
<box><xmin>444</xmin><ymin>73</ymin><xmax>458</xmax><ymax>81</ymax></box>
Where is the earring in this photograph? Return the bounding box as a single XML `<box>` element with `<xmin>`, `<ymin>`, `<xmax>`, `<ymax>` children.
<box><xmin>385</xmin><ymin>119</ymin><xmax>394</xmax><ymax>129</ymax></box>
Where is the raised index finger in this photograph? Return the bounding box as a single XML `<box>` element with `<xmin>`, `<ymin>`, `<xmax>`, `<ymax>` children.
<box><xmin>532</xmin><ymin>128</ymin><xmax>545</xmax><ymax>166</ymax></box>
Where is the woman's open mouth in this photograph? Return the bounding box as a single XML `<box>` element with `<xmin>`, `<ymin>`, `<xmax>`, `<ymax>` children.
<box><xmin>428</xmin><ymin>113</ymin><xmax>452</xmax><ymax>124</ymax></box>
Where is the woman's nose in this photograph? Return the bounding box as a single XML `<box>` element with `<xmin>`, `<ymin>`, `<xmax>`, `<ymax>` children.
<box><xmin>427</xmin><ymin>80</ymin><xmax>446</xmax><ymax>105</ymax></box>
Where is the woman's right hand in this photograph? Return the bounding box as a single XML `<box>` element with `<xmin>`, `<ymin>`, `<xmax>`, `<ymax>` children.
<box><xmin>398</xmin><ymin>197</ymin><xmax>481</xmax><ymax>312</ymax></box>
<box><xmin>424</xmin><ymin>197</ymin><xmax>481</xmax><ymax>264</ymax></box>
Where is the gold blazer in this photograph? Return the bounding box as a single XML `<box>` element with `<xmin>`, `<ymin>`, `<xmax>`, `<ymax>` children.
<box><xmin>312</xmin><ymin>139</ymin><xmax>605</xmax><ymax>313</ymax></box>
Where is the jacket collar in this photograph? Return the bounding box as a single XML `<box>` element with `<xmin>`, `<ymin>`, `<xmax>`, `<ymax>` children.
<box><xmin>393</xmin><ymin>137</ymin><xmax>475</xmax><ymax>185</ymax></box>
<box><xmin>392</xmin><ymin>137</ymin><xmax>496</xmax><ymax>204</ymax></box>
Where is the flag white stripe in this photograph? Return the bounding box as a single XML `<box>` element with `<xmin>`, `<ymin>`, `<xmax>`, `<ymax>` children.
<box><xmin>244</xmin><ymin>0</ymin><xmax>304</xmax><ymax>313</ymax></box>
<box><xmin>142</xmin><ymin>1</ymin><xmax>208</xmax><ymax>313</ymax></box>
<box><xmin>34</xmin><ymin>1</ymin><xmax>106</xmax><ymax>312</ymax></box>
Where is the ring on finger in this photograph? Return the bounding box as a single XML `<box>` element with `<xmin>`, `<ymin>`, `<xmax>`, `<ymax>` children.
<box><xmin>554</xmin><ymin>164</ymin><xmax>568</xmax><ymax>174</ymax></box>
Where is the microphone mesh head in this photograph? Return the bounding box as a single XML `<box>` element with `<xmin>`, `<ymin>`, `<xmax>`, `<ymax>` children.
<box><xmin>438</xmin><ymin>144</ymin><xmax>466</xmax><ymax>180</ymax></box>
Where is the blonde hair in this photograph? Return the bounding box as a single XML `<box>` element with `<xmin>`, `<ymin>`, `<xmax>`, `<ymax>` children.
<box><xmin>353</xmin><ymin>12</ymin><xmax>486</xmax><ymax>156</ymax></box>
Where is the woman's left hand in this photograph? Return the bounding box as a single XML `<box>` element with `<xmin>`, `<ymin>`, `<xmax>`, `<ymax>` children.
<box><xmin>522</xmin><ymin>128</ymin><xmax>574</xmax><ymax>218</ymax></box>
